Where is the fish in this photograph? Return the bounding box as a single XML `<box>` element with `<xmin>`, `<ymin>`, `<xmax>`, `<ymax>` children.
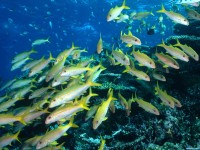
<box><xmin>155</xmin><ymin>52</ymin><xmax>180</xmax><ymax>69</ymax></box>
<box><xmin>115</xmin><ymin>13</ymin><xmax>129</xmax><ymax>23</ymax></box>
<box><xmin>120</xmin><ymin>31</ymin><xmax>141</xmax><ymax>47</ymax></box>
<box><xmin>126</xmin><ymin>98</ymin><xmax>133</xmax><ymax>116</ymax></box>
<box><xmin>11</xmin><ymin>57</ymin><xmax>32</xmax><ymax>71</ymax></box>
<box><xmin>132</xmin><ymin>50</ymin><xmax>156</xmax><ymax>68</ymax></box>
<box><xmin>0</xmin><ymin>113</ymin><xmax>26</xmax><ymax>126</ymax></box>
<box><xmin>60</xmin><ymin>65</ymin><xmax>92</xmax><ymax>77</ymax></box>
<box><xmin>157</xmin><ymin>5</ymin><xmax>189</xmax><ymax>26</ymax></box>
<box><xmin>157</xmin><ymin>40</ymin><xmax>189</xmax><ymax>62</ymax></box>
<box><xmin>54</xmin><ymin>43</ymin><xmax>79</xmax><ymax>64</ymax></box>
<box><xmin>109</xmin><ymin>100</ymin><xmax>116</xmax><ymax>113</ymax></box>
<box><xmin>97</xmin><ymin>33</ymin><xmax>103</xmax><ymax>54</ymax></box>
<box><xmin>0</xmin><ymin>131</ymin><xmax>21</xmax><ymax>148</ymax></box>
<box><xmin>72</xmin><ymin>49</ymin><xmax>87</xmax><ymax>60</ymax></box>
<box><xmin>22</xmin><ymin>57</ymin><xmax>44</xmax><ymax>72</ymax></box>
<box><xmin>155</xmin><ymin>82</ymin><xmax>175</xmax><ymax>108</ymax></box>
<box><xmin>107</xmin><ymin>0</ymin><xmax>130</xmax><ymax>22</ymax></box>
<box><xmin>93</xmin><ymin>89</ymin><xmax>117</xmax><ymax>129</ymax></box>
<box><xmin>152</xmin><ymin>71</ymin><xmax>166</xmax><ymax>82</ymax></box>
<box><xmin>98</xmin><ymin>136</ymin><xmax>106</xmax><ymax>150</ymax></box>
<box><xmin>32</xmin><ymin>37</ymin><xmax>50</xmax><ymax>47</ymax></box>
<box><xmin>112</xmin><ymin>49</ymin><xmax>130</xmax><ymax>66</ymax></box>
<box><xmin>52</xmin><ymin>74</ymin><xmax>70</xmax><ymax>87</ymax></box>
<box><xmin>0</xmin><ymin>79</ymin><xmax>16</xmax><ymax>91</ymax></box>
<box><xmin>185</xmin><ymin>7</ymin><xmax>200</xmax><ymax>21</ymax></box>
<box><xmin>46</xmin><ymin>99</ymin><xmax>89</xmax><ymax>124</ymax></box>
<box><xmin>36</xmin><ymin>116</ymin><xmax>78</xmax><ymax>149</ymax></box>
<box><xmin>0</xmin><ymin>97</ymin><xmax>23</xmax><ymax>113</ymax></box>
<box><xmin>174</xmin><ymin>0</ymin><xmax>200</xmax><ymax>4</ymax></box>
<box><xmin>45</xmin><ymin>54</ymin><xmax>67</xmax><ymax>82</ymax></box>
<box><xmin>48</xmin><ymin>78</ymin><xmax>101</xmax><ymax>108</ymax></box>
<box><xmin>118</xmin><ymin>92</ymin><xmax>128</xmax><ymax>110</ymax></box>
<box><xmin>123</xmin><ymin>65</ymin><xmax>150</xmax><ymax>81</ymax></box>
<box><xmin>132</xmin><ymin>11</ymin><xmax>154</xmax><ymax>20</ymax></box>
<box><xmin>28</xmin><ymin>86</ymin><xmax>51</xmax><ymax>99</ymax></box>
<box><xmin>9</xmin><ymin>79</ymin><xmax>35</xmax><ymax>90</ymax></box>
<box><xmin>12</xmin><ymin>49</ymin><xmax>37</xmax><ymax>64</ymax></box>
<box><xmin>85</xmin><ymin>105</ymin><xmax>99</xmax><ymax>121</ymax></box>
<box><xmin>133</xmin><ymin>93</ymin><xmax>160</xmax><ymax>115</ymax></box>
<box><xmin>29</xmin><ymin>53</ymin><xmax>54</xmax><ymax>77</ymax></box>
<box><xmin>174</xmin><ymin>39</ymin><xmax>199</xmax><ymax>61</ymax></box>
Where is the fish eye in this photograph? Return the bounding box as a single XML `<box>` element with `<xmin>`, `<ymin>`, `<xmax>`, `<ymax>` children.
<box><xmin>64</xmin><ymin>70</ymin><xmax>66</xmax><ymax>73</ymax></box>
<box><xmin>149</xmin><ymin>62</ymin><xmax>152</xmax><ymax>64</ymax></box>
<box><xmin>53</xmin><ymin>99</ymin><xmax>56</xmax><ymax>102</ymax></box>
<box><xmin>48</xmin><ymin>116</ymin><xmax>51</xmax><ymax>119</ymax></box>
<box><xmin>145</xmin><ymin>76</ymin><xmax>148</xmax><ymax>78</ymax></box>
<box><xmin>168</xmin><ymin>101</ymin><xmax>171</xmax><ymax>104</ymax></box>
<box><xmin>183</xmin><ymin>55</ymin><xmax>185</xmax><ymax>57</ymax></box>
<box><xmin>55</xmin><ymin>80</ymin><xmax>57</xmax><ymax>82</ymax></box>
<box><xmin>153</xmin><ymin>110</ymin><xmax>156</xmax><ymax>112</ymax></box>
<box><xmin>135</xmin><ymin>39</ymin><xmax>138</xmax><ymax>42</ymax></box>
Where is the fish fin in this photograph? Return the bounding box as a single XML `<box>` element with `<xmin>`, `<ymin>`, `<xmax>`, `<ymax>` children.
<box><xmin>126</xmin><ymin>44</ymin><xmax>133</xmax><ymax>47</ymax></box>
<box><xmin>14</xmin><ymin>130</ymin><xmax>21</xmax><ymax>143</ymax></box>
<box><xmin>122</xmin><ymin>0</ymin><xmax>130</xmax><ymax>9</ymax></box>
<box><xmin>138</xmin><ymin>63</ymin><xmax>144</xmax><ymax>66</ymax></box>
<box><xmin>163</xmin><ymin>65</ymin><xmax>169</xmax><ymax>68</ymax></box>
<box><xmin>63</xmin><ymin>133</ymin><xmax>68</xmax><ymax>136</ymax></box>
<box><xmin>157</xmin><ymin>4</ymin><xmax>166</xmax><ymax>13</ymax></box>
<box><xmin>68</xmin><ymin>116</ymin><xmax>79</xmax><ymax>128</ymax></box>
<box><xmin>50</xmin><ymin>141</ymin><xmax>58</xmax><ymax>146</ymax></box>
<box><xmin>103</xmin><ymin>117</ymin><xmax>108</xmax><ymax>121</ymax></box>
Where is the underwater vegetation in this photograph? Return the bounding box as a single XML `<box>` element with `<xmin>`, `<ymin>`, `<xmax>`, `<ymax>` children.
<box><xmin>0</xmin><ymin>0</ymin><xmax>200</xmax><ymax>150</ymax></box>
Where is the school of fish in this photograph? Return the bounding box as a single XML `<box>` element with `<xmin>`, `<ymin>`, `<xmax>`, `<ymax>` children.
<box><xmin>0</xmin><ymin>0</ymin><xmax>199</xmax><ymax>149</ymax></box>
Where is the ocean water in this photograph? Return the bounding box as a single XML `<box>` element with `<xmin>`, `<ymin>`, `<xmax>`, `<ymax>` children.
<box><xmin>0</xmin><ymin>0</ymin><xmax>177</xmax><ymax>81</ymax></box>
<box><xmin>0</xmin><ymin>0</ymin><xmax>200</xmax><ymax>150</ymax></box>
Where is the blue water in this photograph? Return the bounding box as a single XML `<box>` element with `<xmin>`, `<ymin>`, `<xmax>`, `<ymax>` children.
<box><xmin>0</xmin><ymin>0</ymin><xmax>181</xmax><ymax>81</ymax></box>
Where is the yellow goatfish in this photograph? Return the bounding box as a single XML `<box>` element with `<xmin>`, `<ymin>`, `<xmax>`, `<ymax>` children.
<box><xmin>36</xmin><ymin>116</ymin><xmax>78</xmax><ymax>150</ymax></box>
<box><xmin>157</xmin><ymin>5</ymin><xmax>189</xmax><ymax>26</ymax></box>
<box><xmin>120</xmin><ymin>31</ymin><xmax>141</xmax><ymax>47</ymax></box>
<box><xmin>112</xmin><ymin>49</ymin><xmax>130</xmax><ymax>65</ymax></box>
<box><xmin>93</xmin><ymin>89</ymin><xmax>117</xmax><ymax>130</ymax></box>
<box><xmin>155</xmin><ymin>52</ymin><xmax>180</xmax><ymax>69</ymax></box>
<box><xmin>32</xmin><ymin>37</ymin><xmax>50</xmax><ymax>47</ymax></box>
<box><xmin>46</xmin><ymin>98</ymin><xmax>89</xmax><ymax>124</ymax></box>
<box><xmin>0</xmin><ymin>131</ymin><xmax>21</xmax><ymax>148</ymax></box>
<box><xmin>97</xmin><ymin>33</ymin><xmax>103</xmax><ymax>54</ymax></box>
<box><xmin>107</xmin><ymin>0</ymin><xmax>130</xmax><ymax>22</ymax></box>
<box><xmin>157</xmin><ymin>40</ymin><xmax>189</xmax><ymax>62</ymax></box>
<box><xmin>152</xmin><ymin>71</ymin><xmax>166</xmax><ymax>82</ymax></box>
<box><xmin>155</xmin><ymin>82</ymin><xmax>175</xmax><ymax>108</ymax></box>
<box><xmin>29</xmin><ymin>53</ymin><xmax>54</xmax><ymax>77</ymax></box>
<box><xmin>45</xmin><ymin>54</ymin><xmax>67</xmax><ymax>82</ymax></box>
<box><xmin>123</xmin><ymin>65</ymin><xmax>150</xmax><ymax>81</ymax></box>
<box><xmin>98</xmin><ymin>136</ymin><xmax>106</xmax><ymax>150</ymax></box>
<box><xmin>55</xmin><ymin>42</ymin><xmax>79</xmax><ymax>64</ymax></box>
<box><xmin>132</xmin><ymin>50</ymin><xmax>156</xmax><ymax>68</ymax></box>
<box><xmin>0</xmin><ymin>113</ymin><xmax>26</xmax><ymax>126</ymax></box>
<box><xmin>133</xmin><ymin>93</ymin><xmax>160</xmax><ymax>115</ymax></box>
<box><xmin>174</xmin><ymin>39</ymin><xmax>199</xmax><ymax>61</ymax></box>
<box><xmin>12</xmin><ymin>49</ymin><xmax>37</xmax><ymax>64</ymax></box>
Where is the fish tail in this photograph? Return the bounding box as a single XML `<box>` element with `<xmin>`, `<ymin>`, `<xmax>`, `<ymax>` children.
<box><xmin>31</xmin><ymin>49</ymin><xmax>37</xmax><ymax>53</ymax></box>
<box><xmin>80</xmin><ymin>97</ymin><xmax>90</xmax><ymax>110</ymax></box>
<box><xmin>47</xmin><ymin>37</ymin><xmax>50</xmax><ymax>43</ymax></box>
<box><xmin>49</xmin><ymin>52</ymin><xmax>54</xmax><ymax>60</ymax></box>
<box><xmin>174</xmin><ymin>39</ymin><xmax>181</xmax><ymax>46</ymax></box>
<box><xmin>17</xmin><ymin>116</ymin><xmax>26</xmax><ymax>125</ymax></box>
<box><xmin>122</xmin><ymin>66</ymin><xmax>130</xmax><ymax>73</ymax></box>
<box><xmin>88</xmin><ymin>88</ymin><xmax>98</xmax><ymax>97</ymax></box>
<box><xmin>108</xmin><ymin>88</ymin><xmax>117</xmax><ymax>101</ymax></box>
<box><xmin>68</xmin><ymin>116</ymin><xmax>79</xmax><ymax>128</ymax></box>
<box><xmin>157</xmin><ymin>4</ymin><xmax>166</xmax><ymax>13</ymax></box>
<box><xmin>71</xmin><ymin>42</ymin><xmax>79</xmax><ymax>50</ymax></box>
<box><xmin>86</xmin><ymin>78</ymin><xmax>102</xmax><ymax>87</ymax></box>
<box><xmin>122</xmin><ymin>0</ymin><xmax>130</xmax><ymax>9</ymax></box>
<box><xmin>13</xmin><ymin>130</ymin><xmax>21</xmax><ymax>143</ymax></box>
